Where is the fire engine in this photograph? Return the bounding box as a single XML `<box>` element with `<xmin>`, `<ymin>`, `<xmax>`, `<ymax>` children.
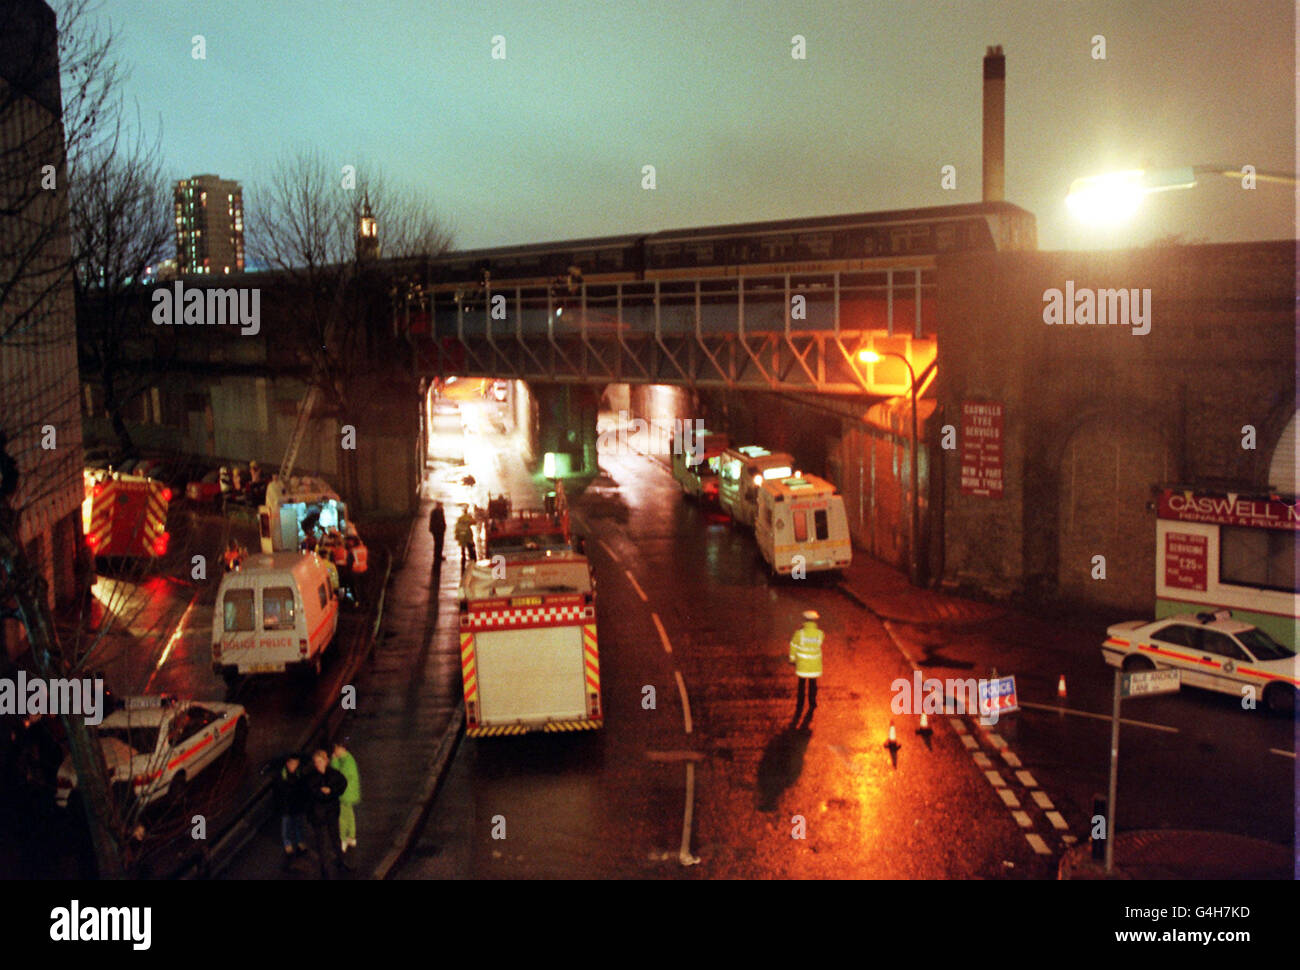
<box><xmin>458</xmin><ymin>547</ymin><xmax>602</xmax><ymax>737</ymax></box>
<box><xmin>82</xmin><ymin>469</ymin><xmax>171</xmax><ymax>559</ymax></box>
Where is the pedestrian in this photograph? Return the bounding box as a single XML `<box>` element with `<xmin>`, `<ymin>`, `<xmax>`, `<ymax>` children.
<box><xmin>428</xmin><ymin>501</ymin><xmax>447</xmax><ymax>568</ymax></box>
<box><xmin>271</xmin><ymin>753</ymin><xmax>309</xmax><ymax>869</ymax></box>
<box><xmin>302</xmin><ymin>748</ymin><xmax>349</xmax><ymax>877</ymax></box>
<box><xmin>330</xmin><ymin>739</ymin><xmax>362</xmax><ymax>855</ymax></box>
<box><xmin>455</xmin><ymin>506</ymin><xmax>476</xmax><ymax>567</ymax></box>
<box><xmin>788</xmin><ymin>610</ymin><xmax>824</xmax><ymax>722</ymax></box>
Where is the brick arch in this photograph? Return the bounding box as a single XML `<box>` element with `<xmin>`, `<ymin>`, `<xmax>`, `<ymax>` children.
<box><xmin>1256</xmin><ymin>396</ymin><xmax>1298</xmax><ymax>491</ymax></box>
<box><xmin>1052</xmin><ymin>411</ymin><xmax>1175</xmax><ymax>611</ymax></box>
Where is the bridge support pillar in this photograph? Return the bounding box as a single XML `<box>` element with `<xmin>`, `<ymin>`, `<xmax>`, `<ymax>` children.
<box><xmin>529</xmin><ymin>382</ymin><xmax>602</xmax><ymax>478</ymax></box>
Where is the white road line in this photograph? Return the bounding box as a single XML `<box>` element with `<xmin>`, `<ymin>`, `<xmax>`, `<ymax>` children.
<box><xmin>997</xmin><ymin>789</ymin><xmax>1020</xmax><ymax>808</ymax></box>
<box><xmin>674</xmin><ymin>669</ymin><xmax>693</xmax><ymax>735</ymax></box>
<box><xmin>598</xmin><ymin>539</ymin><xmax>620</xmax><ymax>563</ymax></box>
<box><xmin>1019</xmin><ymin>700</ymin><xmax>1179</xmax><ymax>732</ymax></box>
<box><xmin>985</xmin><ymin>733</ymin><xmax>1007</xmax><ymax>749</ymax></box>
<box><xmin>1045</xmin><ymin>811</ymin><xmax>1069</xmax><ymax>831</ymax></box>
<box><xmin>960</xmin><ymin>735</ymin><xmax>979</xmax><ymax>750</ymax></box>
<box><xmin>679</xmin><ymin>761</ymin><xmax>700</xmax><ymax>866</ymax></box>
<box><xmin>1025</xmin><ymin>833</ymin><xmax>1052</xmax><ymax>855</ymax></box>
<box><xmin>951</xmin><ymin>719</ymin><xmax>967</xmax><ymax>734</ymax></box>
<box><xmin>1269</xmin><ymin>748</ymin><xmax>1296</xmax><ymax>759</ymax></box>
<box><xmin>1011</xmin><ymin>810</ymin><xmax>1033</xmax><ymax>829</ymax></box>
<box><xmin>1015</xmin><ymin>770</ymin><xmax>1038</xmax><ymax>788</ymax></box>
<box><xmin>651</xmin><ymin>612</ymin><xmax>673</xmax><ymax>655</ymax></box>
<box><xmin>1031</xmin><ymin>790</ymin><xmax>1054</xmax><ymax>810</ymax></box>
<box><xmin>625</xmin><ymin>570</ymin><xmax>649</xmax><ymax>602</ymax></box>
<box><xmin>972</xmin><ymin>752</ymin><xmax>993</xmax><ymax>768</ymax></box>
<box><xmin>984</xmin><ymin>770</ymin><xmax>1006</xmax><ymax>788</ymax></box>
<box><xmin>1001</xmin><ymin>750</ymin><xmax>1022</xmax><ymax>767</ymax></box>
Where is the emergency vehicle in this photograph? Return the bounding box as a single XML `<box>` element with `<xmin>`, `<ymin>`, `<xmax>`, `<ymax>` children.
<box><xmin>258</xmin><ymin>476</ymin><xmax>368</xmax><ymax>573</ymax></box>
<box><xmin>717</xmin><ymin>445</ymin><xmax>794</xmax><ymax>527</ymax></box>
<box><xmin>82</xmin><ymin>469</ymin><xmax>171</xmax><ymax>559</ymax></box>
<box><xmin>1102</xmin><ymin>610</ymin><xmax>1298</xmax><ymax>714</ymax></box>
<box><xmin>482</xmin><ymin>492</ymin><xmax>573</xmax><ymax>558</ymax></box>
<box><xmin>212</xmin><ymin>551</ymin><xmax>339</xmax><ymax>683</ymax></box>
<box><xmin>755</xmin><ymin>473</ymin><xmax>853</xmax><ymax>576</ymax></box>
<box><xmin>671</xmin><ymin>429</ymin><xmax>729</xmax><ymax>502</ymax></box>
<box><xmin>458</xmin><ymin>550</ymin><xmax>602</xmax><ymax>737</ymax></box>
<box><xmin>56</xmin><ymin>694</ymin><xmax>248</xmax><ymax>810</ymax></box>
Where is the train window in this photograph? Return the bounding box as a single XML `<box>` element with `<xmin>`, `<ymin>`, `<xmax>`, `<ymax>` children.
<box><xmin>760</xmin><ymin>235</ymin><xmax>793</xmax><ymax>261</ymax></box>
<box><xmin>891</xmin><ymin>225</ymin><xmax>932</xmax><ymax>254</ymax></box>
<box><xmin>798</xmin><ymin>233</ymin><xmax>833</xmax><ymax>259</ymax></box>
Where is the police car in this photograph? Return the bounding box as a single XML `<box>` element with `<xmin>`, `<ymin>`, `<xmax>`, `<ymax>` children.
<box><xmin>56</xmin><ymin>695</ymin><xmax>249</xmax><ymax>810</ymax></box>
<box><xmin>1102</xmin><ymin>611</ymin><xmax>1298</xmax><ymax>714</ymax></box>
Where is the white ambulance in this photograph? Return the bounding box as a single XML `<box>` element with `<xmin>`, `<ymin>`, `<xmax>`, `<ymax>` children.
<box><xmin>755</xmin><ymin>473</ymin><xmax>853</xmax><ymax>576</ymax></box>
<box><xmin>717</xmin><ymin>445</ymin><xmax>795</xmax><ymax>528</ymax></box>
<box><xmin>671</xmin><ymin>429</ymin><xmax>729</xmax><ymax>502</ymax></box>
<box><xmin>212</xmin><ymin>552</ymin><xmax>339</xmax><ymax>685</ymax></box>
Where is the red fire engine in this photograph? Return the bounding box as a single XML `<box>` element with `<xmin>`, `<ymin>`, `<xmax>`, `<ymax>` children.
<box><xmin>82</xmin><ymin>469</ymin><xmax>171</xmax><ymax>558</ymax></box>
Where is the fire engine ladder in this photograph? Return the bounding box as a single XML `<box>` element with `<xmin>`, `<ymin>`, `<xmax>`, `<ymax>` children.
<box><xmin>279</xmin><ymin>385</ymin><xmax>320</xmax><ymax>483</ymax></box>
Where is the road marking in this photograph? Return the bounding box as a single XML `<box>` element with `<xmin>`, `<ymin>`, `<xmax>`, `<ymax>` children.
<box><xmin>1031</xmin><ymin>790</ymin><xmax>1054</xmax><ymax>810</ymax></box>
<box><xmin>625</xmin><ymin>570</ymin><xmax>648</xmax><ymax>601</ymax></box>
<box><xmin>1019</xmin><ymin>700</ymin><xmax>1179</xmax><ymax>732</ymax></box>
<box><xmin>674</xmin><ymin>669</ymin><xmax>693</xmax><ymax>735</ymax></box>
<box><xmin>1011</xmin><ymin>810</ymin><xmax>1033</xmax><ymax>829</ymax></box>
<box><xmin>951</xmin><ymin>719</ymin><xmax>967</xmax><ymax>734</ymax></box>
<box><xmin>960</xmin><ymin>735</ymin><xmax>979</xmax><ymax>750</ymax></box>
<box><xmin>598</xmin><ymin>539</ymin><xmax>619</xmax><ymax>563</ymax></box>
<box><xmin>1270</xmin><ymin>748</ymin><xmax>1296</xmax><ymax>759</ymax></box>
<box><xmin>985</xmin><ymin>733</ymin><xmax>1007</xmax><ymax>749</ymax></box>
<box><xmin>1025</xmin><ymin>833</ymin><xmax>1052</xmax><ymax>855</ymax></box>
<box><xmin>972</xmin><ymin>752</ymin><xmax>992</xmax><ymax>768</ymax></box>
<box><xmin>679</xmin><ymin>761</ymin><xmax>700</xmax><ymax>866</ymax></box>
<box><xmin>1001</xmin><ymin>749</ymin><xmax>1022</xmax><ymax>767</ymax></box>
<box><xmin>984</xmin><ymin>770</ymin><xmax>1006</xmax><ymax>788</ymax></box>
<box><xmin>1045</xmin><ymin>811</ymin><xmax>1069</xmax><ymax>831</ymax></box>
<box><xmin>997</xmin><ymin>788</ymin><xmax>1020</xmax><ymax>808</ymax></box>
<box><xmin>651</xmin><ymin>612</ymin><xmax>673</xmax><ymax>655</ymax></box>
<box><xmin>1015</xmin><ymin>770</ymin><xmax>1038</xmax><ymax>788</ymax></box>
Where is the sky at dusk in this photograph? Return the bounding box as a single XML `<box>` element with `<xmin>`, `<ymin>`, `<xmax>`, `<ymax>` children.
<box><xmin>95</xmin><ymin>0</ymin><xmax>1295</xmax><ymax>254</ymax></box>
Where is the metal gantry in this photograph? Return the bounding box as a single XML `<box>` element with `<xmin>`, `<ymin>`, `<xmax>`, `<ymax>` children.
<box><xmin>421</xmin><ymin>267</ymin><xmax>936</xmax><ymax>394</ymax></box>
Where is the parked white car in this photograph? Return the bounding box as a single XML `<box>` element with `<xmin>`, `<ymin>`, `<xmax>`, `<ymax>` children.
<box><xmin>1102</xmin><ymin>611</ymin><xmax>1297</xmax><ymax>714</ymax></box>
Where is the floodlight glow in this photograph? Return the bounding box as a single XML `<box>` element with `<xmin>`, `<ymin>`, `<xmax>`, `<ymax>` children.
<box><xmin>1065</xmin><ymin>170</ymin><xmax>1147</xmax><ymax>224</ymax></box>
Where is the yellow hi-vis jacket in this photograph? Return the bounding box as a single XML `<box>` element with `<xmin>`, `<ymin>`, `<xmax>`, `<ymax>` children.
<box><xmin>788</xmin><ymin>622</ymin><xmax>824</xmax><ymax>678</ymax></box>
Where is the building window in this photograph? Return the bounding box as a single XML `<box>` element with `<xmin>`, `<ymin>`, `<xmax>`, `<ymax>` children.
<box><xmin>1220</xmin><ymin>526</ymin><xmax>1297</xmax><ymax>593</ymax></box>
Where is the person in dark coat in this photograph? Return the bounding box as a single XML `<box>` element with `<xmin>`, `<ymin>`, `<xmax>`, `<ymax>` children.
<box><xmin>271</xmin><ymin>753</ymin><xmax>308</xmax><ymax>868</ymax></box>
<box><xmin>428</xmin><ymin>501</ymin><xmax>446</xmax><ymax>570</ymax></box>
<box><xmin>302</xmin><ymin>748</ymin><xmax>349</xmax><ymax>877</ymax></box>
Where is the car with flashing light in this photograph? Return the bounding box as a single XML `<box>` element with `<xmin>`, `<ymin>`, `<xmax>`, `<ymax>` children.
<box><xmin>1102</xmin><ymin>611</ymin><xmax>1298</xmax><ymax>714</ymax></box>
<box><xmin>56</xmin><ymin>695</ymin><xmax>249</xmax><ymax>810</ymax></box>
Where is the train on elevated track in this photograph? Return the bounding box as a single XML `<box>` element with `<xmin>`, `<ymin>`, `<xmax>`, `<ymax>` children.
<box><xmin>418</xmin><ymin>200</ymin><xmax>1036</xmax><ymax>292</ymax></box>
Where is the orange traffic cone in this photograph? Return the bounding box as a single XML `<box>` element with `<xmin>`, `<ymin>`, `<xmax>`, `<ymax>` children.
<box><xmin>1057</xmin><ymin>674</ymin><xmax>1067</xmax><ymax>700</ymax></box>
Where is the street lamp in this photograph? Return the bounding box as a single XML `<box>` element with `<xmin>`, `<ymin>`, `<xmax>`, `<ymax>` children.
<box><xmin>858</xmin><ymin>349</ymin><xmax>921</xmax><ymax>586</ymax></box>
<box><xmin>1066</xmin><ymin>165</ymin><xmax>1297</xmax><ymax>225</ymax></box>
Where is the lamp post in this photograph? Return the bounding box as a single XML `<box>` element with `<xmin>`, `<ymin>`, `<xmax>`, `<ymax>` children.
<box><xmin>858</xmin><ymin>350</ymin><xmax>921</xmax><ymax>586</ymax></box>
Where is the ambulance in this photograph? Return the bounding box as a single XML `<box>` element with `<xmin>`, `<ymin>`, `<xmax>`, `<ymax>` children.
<box><xmin>82</xmin><ymin>469</ymin><xmax>171</xmax><ymax>559</ymax></box>
<box><xmin>211</xmin><ymin>551</ymin><xmax>339</xmax><ymax>684</ymax></box>
<box><xmin>458</xmin><ymin>550</ymin><xmax>602</xmax><ymax>737</ymax></box>
<box><xmin>717</xmin><ymin>445</ymin><xmax>795</xmax><ymax>528</ymax></box>
<box><xmin>258</xmin><ymin>476</ymin><xmax>368</xmax><ymax>573</ymax></box>
<box><xmin>755</xmin><ymin>473</ymin><xmax>853</xmax><ymax>576</ymax></box>
<box><xmin>671</xmin><ymin>429</ymin><xmax>729</xmax><ymax>502</ymax></box>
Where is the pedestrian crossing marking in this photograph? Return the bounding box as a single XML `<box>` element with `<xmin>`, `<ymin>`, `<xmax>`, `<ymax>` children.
<box><xmin>1011</xmin><ymin>810</ymin><xmax>1033</xmax><ymax>829</ymax></box>
<box><xmin>1031</xmin><ymin>790</ymin><xmax>1054</xmax><ymax>810</ymax></box>
<box><xmin>984</xmin><ymin>770</ymin><xmax>1006</xmax><ymax>788</ymax></box>
<box><xmin>997</xmin><ymin>789</ymin><xmax>1020</xmax><ymax>808</ymax></box>
<box><xmin>1045</xmin><ymin>811</ymin><xmax>1069</xmax><ymax>831</ymax></box>
<box><xmin>1015</xmin><ymin>770</ymin><xmax>1038</xmax><ymax>788</ymax></box>
<box><xmin>1025</xmin><ymin>834</ymin><xmax>1052</xmax><ymax>855</ymax></box>
<box><xmin>972</xmin><ymin>752</ymin><xmax>992</xmax><ymax>768</ymax></box>
<box><xmin>1000</xmin><ymin>750</ymin><xmax>1021</xmax><ymax>767</ymax></box>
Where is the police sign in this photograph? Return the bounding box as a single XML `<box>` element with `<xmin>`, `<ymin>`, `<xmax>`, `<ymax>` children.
<box><xmin>978</xmin><ymin>676</ymin><xmax>1019</xmax><ymax>716</ymax></box>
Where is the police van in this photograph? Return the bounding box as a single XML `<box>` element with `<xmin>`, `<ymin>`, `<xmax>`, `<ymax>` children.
<box><xmin>755</xmin><ymin>473</ymin><xmax>852</xmax><ymax>576</ymax></box>
<box><xmin>717</xmin><ymin>445</ymin><xmax>795</xmax><ymax>527</ymax></box>
<box><xmin>212</xmin><ymin>552</ymin><xmax>339</xmax><ymax>685</ymax></box>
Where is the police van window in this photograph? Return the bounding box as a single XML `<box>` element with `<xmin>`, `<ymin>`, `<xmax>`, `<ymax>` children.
<box><xmin>263</xmin><ymin>587</ymin><xmax>296</xmax><ymax>630</ymax></box>
<box><xmin>223</xmin><ymin>589</ymin><xmax>254</xmax><ymax>632</ymax></box>
<box><xmin>814</xmin><ymin>509</ymin><xmax>829</xmax><ymax>541</ymax></box>
<box><xmin>793</xmin><ymin>510</ymin><xmax>808</xmax><ymax>542</ymax></box>
<box><xmin>318</xmin><ymin>583</ymin><xmax>328</xmax><ymax>609</ymax></box>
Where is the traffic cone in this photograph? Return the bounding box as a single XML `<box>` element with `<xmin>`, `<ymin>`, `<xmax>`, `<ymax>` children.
<box><xmin>1058</xmin><ymin>674</ymin><xmax>1067</xmax><ymax>700</ymax></box>
<box><xmin>916</xmin><ymin>712</ymin><xmax>932</xmax><ymax>737</ymax></box>
<box><xmin>885</xmin><ymin>721</ymin><xmax>900</xmax><ymax>750</ymax></box>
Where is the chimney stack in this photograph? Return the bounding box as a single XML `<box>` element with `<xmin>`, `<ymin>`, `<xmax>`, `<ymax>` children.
<box><xmin>982</xmin><ymin>45</ymin><xmax>1005</xmax><ymax>202</ymax></box>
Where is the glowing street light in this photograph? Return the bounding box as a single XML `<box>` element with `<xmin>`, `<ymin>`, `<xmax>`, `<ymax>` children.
<box><xmin>857</xmin><ymin>349</ymin><xmax>921</xmax><ymax>586</ymax></box>
<box><xmin>1066</xmin><ymin>165</ymin><xmax>1295</xmax><ymax>225</ymax></box>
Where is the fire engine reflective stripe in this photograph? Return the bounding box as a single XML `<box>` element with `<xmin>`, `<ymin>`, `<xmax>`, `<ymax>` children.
<box><xmin>460</xmin><ymin>633</ymin><xmax>478</xmax><ymax>703</ymax></box>
<box><xmin>543</xmin><ymin>719</ymin><xmax>601</xmax><ymax>732</ymax></box>
<box><xmin>468</xmin><ymin>720</ymin><xmax>602</xmax><ymax>737</ymax></box>
<box><xmin>583</xmin><ymin>624</ymin><xmax>600</xmax><ymax>692</ymax></box>
<box><xmin>462</xmin><ymin>604</ymin><xmax>587</xmax><ymax>630</ymax></box>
